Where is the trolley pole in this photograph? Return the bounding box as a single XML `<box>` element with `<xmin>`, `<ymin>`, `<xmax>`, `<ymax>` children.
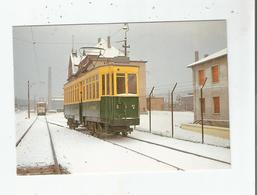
<box><xmin>171</xmin><ymin>82</ymin><xmax>177</xmax><ymax>138</ymax></box>
<box><xmin>27</xmin><ymin>80</ymin><xmax>30</xmax><ymax>119</ymax></box>
<box><xmin>148</xmin><ymin>86</ymin><xmax>155</xmax><ymax>133</ymax></box>
<box><xmin>200</xmin><ymin>78</ymin><xmax>207</xmax><ymax>144</ymax></box>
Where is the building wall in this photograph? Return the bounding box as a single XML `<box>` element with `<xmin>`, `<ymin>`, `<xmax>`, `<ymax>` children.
<box><xmin>180</xmin><ymin>95</ymin><xmax>194</xmax><ymax>111</ymax></box>
<box><xmin>51</xmin><ymin>99</ymin><xmax>64</xmax><ymax>111</ymax></box>
<box><xmin>191</xmin><ymin>56</ymin><xmax>229</xmax><ymax>126</ymax></box>
<box><xmin>146</xmin><ymin>97</ymin><xmax>164</xmax><ymax>111</ymax></box>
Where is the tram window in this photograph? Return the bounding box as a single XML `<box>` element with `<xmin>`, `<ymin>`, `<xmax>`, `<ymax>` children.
<box><xmin>106</xmin><ymin>74</ymin><xmax>110</xmax><ymax>95</ymax></box>
<box><xmin>116</xmin><ymin>73</ymin><xmax>125</xmax><ymax>94</ymax></box>
<box><xmin>93</xmin><ymin>83</ymin><xmax>95</xmax><ymax>99</ymax></box>
<box><xmin>111</xmin><ymin>73</ymin><xmax>114</xmax><ymax>95</ymax></box>
<box><xmin>128</xmin><ymin>74</ymin><xmax>137</xmax><ymax>94</ymax></box>
<box><xmin>96</xmin><ymin>81</ymin><xmax>99</xmax><ymax>98</ymax></box>
<box><xmin>82</xmin><ymin>83</ymin><xmax>85</xmax><ymax>100</ymax></box>
<box><xmin>89</xmin><ymin>84</ymin><xmax>91</xmax><ymax>99</ymax></box>
<box><xmin>86</xmin><ymin>84</ymin><xmax>89</xmax><ymax>100</ymax></box>
<box><xmin>102</xmin><ymin>74</ymin><xmax>105</xmax><ymax>95</ymax></box>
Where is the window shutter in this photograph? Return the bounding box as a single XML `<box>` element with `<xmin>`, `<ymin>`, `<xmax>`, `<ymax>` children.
<box><xmin>213</xmin><ymin>97</ymin><xmax>220</xmax><ymax>113</ymax></box>
<box><xmin>212</xmin><ymin>65</ymin><xmax>219</xmax><ymax>82</ymax></box>
<box><xmin>198</xmin><ymin>70</ymin><xmax>205</xmax><ymax>85</ymax></box>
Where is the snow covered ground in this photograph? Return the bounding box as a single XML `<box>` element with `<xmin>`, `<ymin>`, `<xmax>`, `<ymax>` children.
<box><xmin>105</xmin><ymin>136</ymin><xmax>230</xmax><ymax>170</ymax></box>
<box><xmin>16</xmin><ymin>116</ymin><xmax>54</xmax><ymax>167</ymax></box>
<box><xmin>129</xmin><ymin>131</ymin><xmax>230</xmax><ymax>162</ymax></box>
<box><xmin>15</xmin><ymin>111</ymin><xmax>231</xmax><ymax>174</ymax></box>
<box><xmin>49</xmin><ymin>124</ymin><xmax>176</xmax><ymax>173</ymax></box>
<box><xmin>136</xmin><ymin>111</ymin><xmax>230</xmax><ymax>147</ymax></box>
<box><xmin>15</xmin><ymin>111</ymin><xmax>37</xmax><ymax>142</ymax></box>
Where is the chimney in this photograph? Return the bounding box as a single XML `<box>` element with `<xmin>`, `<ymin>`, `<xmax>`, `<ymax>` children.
<box><xmin>97</xmin><ymin>38</ymin><xmax>101</xmax><ymax>43</ymax></box>
<box><xmin>107</xmin><ymin>36</ymin><xmax>111</xmax><ymax>48</ymax></box>
<box><xmin>194</xmin><ymin>51</ymin><xmax>199</xmax><ymax>62</ymax></box>
<box><xmin>204</xmin><ymin>54</ymin><xmax>209</xmax><ymax>58</ymax></box>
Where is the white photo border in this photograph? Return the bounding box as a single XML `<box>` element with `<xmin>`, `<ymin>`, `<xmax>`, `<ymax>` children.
<box><xmin>0</xmin><ymin>0</ymin><xmax>254</xmax><ymax>195</ymax></box>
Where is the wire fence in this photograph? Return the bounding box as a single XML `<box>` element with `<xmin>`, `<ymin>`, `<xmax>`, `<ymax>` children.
<box><xmin>135</xmin><ymin>83</ymin><xmax>230</xmax><ymax>148</ymax></box>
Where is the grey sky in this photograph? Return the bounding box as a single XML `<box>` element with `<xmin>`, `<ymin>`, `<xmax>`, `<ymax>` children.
<box><xmin>13</xmin><ymin>21</ymin><xmax>226</xmax><ymax>100</ymax></box>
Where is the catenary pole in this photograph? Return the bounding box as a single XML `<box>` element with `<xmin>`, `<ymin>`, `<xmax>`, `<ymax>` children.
<box><xmin>200</xmin><ymin>78</ymin><xmax>207</xmax><ymax>144</ymax></box>
<box><xmin>148</xmin><ymin>86</ymin><xmax>155</xmax><ymax>133</ymax></box>
<box><xmin>171</xmin><ymin>82</ymin><xmax>177</xmax><ymax>138</ymax></box>
<box><xmin>27</xmin><ymin>80</ymin><xmax>30</xmax><ymax>119</ymax></box>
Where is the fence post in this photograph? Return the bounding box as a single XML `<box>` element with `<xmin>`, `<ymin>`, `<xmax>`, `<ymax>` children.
<box><xmin>148</xmin><ymin>86</ymin><xmax>155</xmax><ymax>133</ymax></box>
<box><xmin>171</xmin><ymin>83</ymin><xmax>177</xmax><ymax>138</ymax></box>
<box><xmin>27</xmin><ymin>80</ymin><xmax>30</xmax><ymax>119</ymax></box>
<box><xmin>200</xmin><ymin>78</ymin><xmax>207</xmax><ymax>144</ymax></box>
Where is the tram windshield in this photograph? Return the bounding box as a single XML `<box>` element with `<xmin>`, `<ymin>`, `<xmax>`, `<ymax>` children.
<box><xmin>128</xmin><ymin>74</ymin><xmax>137</xmax><ymax>94</ymax></box>
<box><xmin>116</xmin><ymin>73</ymin><xmax>125</xmax><ymax>94</ymax></box>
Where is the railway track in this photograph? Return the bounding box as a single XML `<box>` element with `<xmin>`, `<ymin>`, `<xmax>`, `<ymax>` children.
<box><xmin>16</xmin><ymin>116</ymin><xmax>62</xmax><ymax>175</ymax></box>
<box><xmin>16</xmin><ymin>117</ymin><xmax>38</xmax><ymax>147</ymax></box>
<box><xmin>47</xmin><ymin>121</ymin><xmax>230</xmax><ymax>169</ymax></box>
<box><xmin>45</xmin><ymin>116</ymin><xmax>61</xmax><ymax>174</ymax></box>
<box><xmin>103</xmin><ymin>138</ymin><xmax>184</xmax><ymax>170</ymax></box>
<box><xmin>126</xmin><ymin>136</ymin><xmax>230</xmax><ymax>165</ymax></box>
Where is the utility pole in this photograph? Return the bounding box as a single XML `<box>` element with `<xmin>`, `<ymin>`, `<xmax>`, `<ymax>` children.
<box><xmin>171</xmin><ymin>82</ymin><xmax>177</xmax><ymax>138</ymax></box>
<box><xmin>200</xmin><ymin>77</ymin><xmax>207</xmax><ymax>144</ymax></box>
<box><xmin>122</xmin><ymin>23</ymin><xmax>130</xmax><ymax>57</ymax></box>
<box><xmin>148</xmin><ymin>86</ymin><xmax>155</xmax><ymax>133</ymax></box>
<box><xmin>27</xmin><ymin>80</ymin><xmax>30</xmax><ymax>119</ymax></box>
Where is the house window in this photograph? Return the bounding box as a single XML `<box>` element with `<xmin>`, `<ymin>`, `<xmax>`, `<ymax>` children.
<box><xmin>212</xmin><ymin>65</ymin><xmax>219</xmax><ymax>83</ymax></box>
<box><xmin>198</xmin><ymin>70</ymin><xmax>205</xmax><ymax>85</ymax></box>
<box><xmin>213</xmin><ymin>96</ymin><xmax>220</xmax><ymax>113</ymax></box>
<box><xmin>199</xmin><ymin>98</ymin><xmax>205</xmax><ymax>113</ymax></box>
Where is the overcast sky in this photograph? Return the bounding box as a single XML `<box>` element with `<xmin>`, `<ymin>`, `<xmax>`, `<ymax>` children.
<box><xmin>13</xmin><ymin>20</ymin><xmax>226</xmax><ymax>100</ymax></box>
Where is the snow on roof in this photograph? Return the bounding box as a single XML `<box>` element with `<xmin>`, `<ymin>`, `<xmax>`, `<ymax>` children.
<box><xmin>52</xmin><ymin>97</ymin><xmax>64</xmax><ymax>101</ymax></box>
<box><xmin>70</xmin><ymin>53</ymin><xmax>80</xmax><ymax>74</ymax></box>
<box><xmin>68</xmin><ymin>38</ymin><xmax>124</xmax><ymax>76</ymax></box>
<box><xmin>187</xmin><ymin>48</ymin><xmax>227</xmax><ymax>67</ymax></box>
<box><xmin>70</xmin><ymin>53</ymin><xmax>81</xmax><ymax>65</ymax></box>
<box><xmin>95</xmin><ymin>38</ymin><xmax>124</xmax><ymax>58</ymax></box>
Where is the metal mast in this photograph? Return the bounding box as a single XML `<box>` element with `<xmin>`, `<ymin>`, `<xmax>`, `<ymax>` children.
<box><xmin>122</xmin><ymin>23</ymin><xmax>130</xmax><ymax>57</ymax></box>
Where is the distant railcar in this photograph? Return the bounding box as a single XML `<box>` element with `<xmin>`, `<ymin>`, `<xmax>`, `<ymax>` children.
<box><xmin>64</xmin><ymin>65</ymin><xmax>140</xmax><ymax>136</ymax></box>
<box><xmin>37</xmin><ymin>102</ymin><xmax>47</xmax><ymax>115</ymax></box>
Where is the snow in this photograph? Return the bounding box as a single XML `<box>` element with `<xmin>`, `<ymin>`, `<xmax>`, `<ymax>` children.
<box><xmin>70</xmin><ymin>53</ymin><xmax>81</xmax><ymax>66</ymax></box>
<box><xmin>136</xmin><ymin>111</ymin><xmax>230</xmax><ymax>147</ymax></box>
<box><xmin>95</xmin><ymin>38</ymin><xmax>124</xmax><ymax>58</ymax></box>
<box><xmin>187</xmin><ymin>48</ymin><xmax>227</xmax><ymax>67</ymax></box>
<box><xmin>15</xmin><ymin>111</ymin><xmax>37</xmax><ymax>142</ymax></box>
<box><xmin>47</xmin><ymin>112</ymin><xmax>67</xmax><ymax>126</ymax></box>
<box><xmin>129</xmin><ymin>131</ymin><xmax>230</xmax><ymax>162</ymax></box>
<box><xmin>105</xmin><ymin>136</ymin><xmax>230</xmax><ymax>170</ymax></box>
<box><xmin>16</xmin><ymin>116</ymin><xmax>54</xmax><ymax>167</ymax></box>
<box><xmin>49</xmin><ymin>124</ymin><xmax>176</xmax><ymax>173</ymax></box>
<box><xmin>16</xmin><ymin>111</ymin><xmax>230</xmax><ymax>173</ymax></box>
